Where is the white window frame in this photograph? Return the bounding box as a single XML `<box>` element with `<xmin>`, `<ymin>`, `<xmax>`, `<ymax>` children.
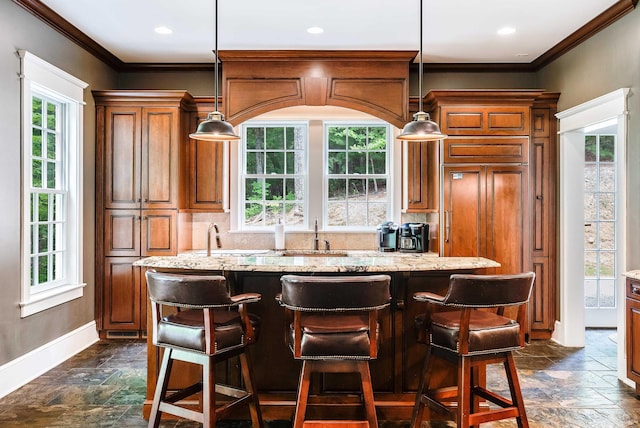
<box><xmin>235</xmin><ymin>119</ymin><xmax>395</xmax><ymax>232</ymax></box>
<box><xmin>19</xmin><ymin>51</ymin><xmax>87</xmax><ymax>317</ymax></box>
<box><xmin>323</xmin><ymin>121</ymin><xmax>393</xmax><ymax>231</ymax></box>
<box><xmin>238</xmin><ymin>121</ymin><xmax>309</xmax><ymax>231</ymax></box>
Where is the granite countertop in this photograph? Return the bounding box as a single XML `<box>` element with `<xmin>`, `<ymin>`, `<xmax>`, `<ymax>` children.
<box><xmin>624</xmin><ymin>270</ymin><xmax>640</xmax><ymax>280</ymax></box>
<box><xmin>133</xmin><ymin>249</ymin><xmax>500</xmax><ymax>273</ymax></box>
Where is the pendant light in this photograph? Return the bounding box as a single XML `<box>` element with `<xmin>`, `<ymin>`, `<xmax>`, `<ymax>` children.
<box><xmin>397</xmin><ymin>0</ymin><xmax>446</xmax><ymax>141</ymax></box>
<box><xmin>189</xmin><ymin>0</ymin><xmax>240</xmax><ymax>141</ymax></box>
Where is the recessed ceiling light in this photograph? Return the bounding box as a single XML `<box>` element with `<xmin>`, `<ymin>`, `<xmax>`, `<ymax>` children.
<box><xmin>307</xmin><ymin>26</ymin><xmax>324</xmax><ymax>35</ymax></box>
<box><xmin>497</xmin><ymin>26</ymin><xmax>516</xmax><ymax>36</ymax></box>
<box><xmin>516</xmin><ymin>53</ymin><xmax>529</xmax><ymax>57</ymax></box>
<box><xmin>154</xmin><ymin>26</ymin><xmax>173</xmax><ymax>35</ymax></box>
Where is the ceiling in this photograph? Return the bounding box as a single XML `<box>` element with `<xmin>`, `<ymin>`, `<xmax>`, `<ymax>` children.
<box><xmin>29</xmin><ymin>0</ymin><xmax>627</xmax><ymax>67</ymax></box>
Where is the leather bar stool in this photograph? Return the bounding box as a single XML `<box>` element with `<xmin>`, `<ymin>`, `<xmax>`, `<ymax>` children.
<box><xmin>411</xmin><ymin>272</ymin><xmax>535</xmax><ymax>428</ymax></box>
<box><xmin>278</xmin><ymin>274</ymin><xmax>391</xmax><ymax>428</ymax></box>
<box><xmin>145</xmin><ymin>270</ymin><xmax>263</xmax><ymax>428</ymax></box>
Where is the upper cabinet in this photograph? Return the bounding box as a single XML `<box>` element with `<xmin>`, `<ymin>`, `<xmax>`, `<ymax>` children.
<box><xmin>95</xmin><ymin>91</ymin><xmax>196</xmax><ymax>211</ymax></box>
<box><xmin>439</xmin><ymin>105</ymin><xmax>530</xmax><ymax>136</ymax></box>
<box><xmin>404</xmin><ymin>141</ymin><xmax>439</xmax><ymax>213</ymax></box>
<box><xmin>187</xmin><ymin>98</ymin><xmax>226</xmax><ymax>212</ymax></box>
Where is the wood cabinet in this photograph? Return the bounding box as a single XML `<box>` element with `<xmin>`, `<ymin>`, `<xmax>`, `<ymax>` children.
<box><xmin>626</xmin><ymin>277</ymin><xmax>640</xmax><ymax>395</ymax></box>
<box><xmin>422</xmin><ymin>90</ymin><xmax>559</xmax><ymax>338</ymax></box>
<box><xmin>528</xmin><ymin>100</ymin><xmax>558</xmax><ymax>336</ymax></box>
<box><xmin>143</xmin><ymin>270</ymin><xmax>481</xmax><ymax>421</ymax></box>
<box><xmin>404</xmin><ymin>140</ymin><xmax>439</xmax><ymax>212</ymax></box>
<box><xmin>186</xmin><ymin>98</ymin><xmax>226</xmax><ymax>211</ymax></box>
<box><xmin>94</xmin><ymin>91</ymin><xmax>195</xmax><ymax>337</ymax></box>
<box><xmin>442</xmin><ymin>164</ymin><xmax>529</xmax><ymax>275</ymax></box>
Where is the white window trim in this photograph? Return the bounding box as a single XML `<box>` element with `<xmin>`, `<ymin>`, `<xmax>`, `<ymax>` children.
<box><xmin>237</xmin><ymin>121</ymin><xmax>310</xmax><ymax>231</ymax></box>
<box><xmin>323</xmin><ymin>121</ymin><xmax>395</xmax><ymax>231</ymax></box>
<box><xmin>18</xmin><ymin>51</ymin><xmax>88</xmax><ymax>317</ymax></box>
<box><xmin>555</xmin><ymin>87</ymin><xmax>629</xmax><ymax>384</ymax></box>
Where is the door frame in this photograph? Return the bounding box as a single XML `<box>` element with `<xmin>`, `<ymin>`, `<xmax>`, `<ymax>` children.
<box><xmin>555</xmin><ymin>88</ymin><xmax>629</xmax><ymax>383</ymax></box>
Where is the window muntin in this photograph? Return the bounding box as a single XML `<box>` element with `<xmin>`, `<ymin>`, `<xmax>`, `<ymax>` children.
<box><xmin>19</xmin><ymin>50</ymin><xmax>87</xmax><ymax>317</ymax></box>
<box><xmin>29</xmin><ymin>94</ymin><xmax>66</xmax><ymax>291</ymax></box>
<box><xmin>325</xmin><ymin>124</ymin><xmax>390</xmax><ymax>228</ymax></box>
<box><xmin>241</xmin><ymin>123</ymin><xmax>307</xmax><ymax>229</ymax></box>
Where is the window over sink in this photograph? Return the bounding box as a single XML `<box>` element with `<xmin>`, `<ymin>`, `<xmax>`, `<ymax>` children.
<box><xmin>237</xmin><ymin>117</ymin><xmax>394</xmax><ymax>232</ymax></box>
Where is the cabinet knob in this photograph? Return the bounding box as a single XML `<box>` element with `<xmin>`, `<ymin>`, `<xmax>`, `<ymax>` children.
<box><xmin>536</xmin><ymin>195</ymin><xmax>543</xmax><ymax>200</ymax></box>
<box><xmin>396</xmin><ymin>299</ymin><xmax>405</xmax><ymax>310</ymax></box>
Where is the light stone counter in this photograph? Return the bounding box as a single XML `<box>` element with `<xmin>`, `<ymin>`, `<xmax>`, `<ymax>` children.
<box><xmin>134</xmin><ymin>250</ymin><xmax>500</xmax><ymax>273</ymax></box>
<box><xmin>624</xmin><ymin>270</ymin><xmax>640</xmax><ymax>281</ymax></box>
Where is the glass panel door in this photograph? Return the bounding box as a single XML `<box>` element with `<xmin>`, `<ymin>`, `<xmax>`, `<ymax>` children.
<box><xmin>584</xmin><ymin>127</ymin><xmax>617</xmax><ymax>327</ymax></box>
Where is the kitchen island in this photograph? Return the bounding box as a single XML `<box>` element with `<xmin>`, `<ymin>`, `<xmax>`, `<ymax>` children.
<box><xmin>135</xmin><ymin>251</ymin><xmax>499</xmax><ymax>421</ymax></box>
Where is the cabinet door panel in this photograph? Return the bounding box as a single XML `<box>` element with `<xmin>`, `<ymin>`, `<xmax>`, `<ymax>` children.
<box><xmin>441</xmin><ymin>106</ymin><xmax>529</xmax><ymax>136</ymax></box>
<box><xmin>103</xmin><ymin>258</ymin><xmax>141</xmax><ymax>330</ymax></box>
<box><xmin>627</xmin><ymin>295</ymin><xmax>640</xmax><ymax>386</ymax></box>
<box><xmin>405</xmin><ymin>141</ymin><xmax>438</xmax><ymax>213</ymax></box>
<box><xmin>142</xmin><ymin>108</ymin><xmax>178</xmax><ymax>208</ymax></box>
<box><xmin>485</xmin><ymin>165</ymin><xmax>528</xmax><ymax>274</ymax></box>
<box><xmin>105</xmin><ymin>108</ymin><xmax>141</xmax><ymax>209</ymax></box>
<box><xmin>141</xmin><ymin>210</ymin><xmax>177</xmax><ymax>256</ymax></box>
<box><xmin>531</xmin><ymin>138</ymin><xmax>549</xmax><ymax>255</ymax></box>
<box><xmin>530</xmin><ymin>258</ymin><xmax>552</xmax><ymax>334</ymax></box>
<box><xmin>442</xmin><ymin>166</ymin><xmax>484</xmax><ymax>257</ymax></box>
<box><xmin>104</xmin><ymin>209</ymin><xmax>140</xmax><ymax>257</ymax></box>
<box><xmin>190</xmin><ymin>138</ymin><xmax>224</xmax><ymax>210</ymax></box>
<box><xmin>443</xmin><ymin>137</ymin><xmax>528</xmax><ymax>164</ymax></box>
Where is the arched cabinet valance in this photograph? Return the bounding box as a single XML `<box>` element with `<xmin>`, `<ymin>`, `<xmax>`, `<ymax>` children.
<box><xmin>218</xmin><ymin>50</ymin><xmax>417</xmax><ymax>129</ymax></box>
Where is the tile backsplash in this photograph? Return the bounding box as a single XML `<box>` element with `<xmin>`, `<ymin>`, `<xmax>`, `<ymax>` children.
<box><xmin>180</xmin><ymin>212</ymin><xmax>436</xmax><ymax>252</ymax></box>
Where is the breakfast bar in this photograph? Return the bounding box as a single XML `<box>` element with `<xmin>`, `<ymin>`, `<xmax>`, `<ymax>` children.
<box><xmin>135</xmin><ymin>251</ymin><xmax>499</xmax><ymax>421</ymax></box>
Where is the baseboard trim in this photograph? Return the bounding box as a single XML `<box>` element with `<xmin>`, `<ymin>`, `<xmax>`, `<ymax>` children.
<box><xmin>0</xmin><ymin>321</ymin><xmax>99</xmax><ymax>399</ymax></box>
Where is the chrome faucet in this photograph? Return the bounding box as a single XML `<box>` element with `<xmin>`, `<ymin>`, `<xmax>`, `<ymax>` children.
<box><xmin>206</xmin><ymin>223</ymin><xmax>221</xmax><ymax>256</ymax></box>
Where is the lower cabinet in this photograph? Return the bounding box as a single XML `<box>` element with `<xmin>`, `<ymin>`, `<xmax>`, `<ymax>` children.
<box><xmin>626</xmin><ymin>277</ymin><xmax>640</xmax><ymax>395</ymax></box>
<box><xmin>143</xmin><ymin>270</ymin><xmax>481</xmax><ymax>420</ymax></box>
<box><xmin>233</xmin><ymin>273</ymin><xmax>395</xmax><ymax>393</ymax></box>
<box><xmin>101</xmin><ymin>209</ymin><xmax>176</xmax><ymax>337</ymax></box>
<box><xmin>103</xmin><ymin>258</ymin><xmax>147</xmax><ymax>335</ymax></box>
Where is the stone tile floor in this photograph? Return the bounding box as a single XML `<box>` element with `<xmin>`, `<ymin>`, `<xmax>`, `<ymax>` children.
<box><xmin>0</xmin><ymin>329</ymin><xmax>638</xmax><ymax>427</ymax></box>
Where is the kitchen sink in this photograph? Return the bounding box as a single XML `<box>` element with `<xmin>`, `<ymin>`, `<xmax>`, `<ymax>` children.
<box><xmin>278</xmin><ymin>250</ymin><xmax>349</xmax><ymax>257</ymax></box>
<box><xmin>182</xmin><ymin>249</ymin><xmax>272</xmax><ymax>256</ymax></box>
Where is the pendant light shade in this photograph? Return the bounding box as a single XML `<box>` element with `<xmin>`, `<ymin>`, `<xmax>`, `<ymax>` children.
<box><xmin>190</xmin><ymin>111</ymin><xmax>240</xmax><ymax>141</ymax></box>
<box><xmin>189</xmin><ymin>0</ymin><xmax>239</xmax><ymax>141</ymax></box>
<box><xmin>398</xmin><ymin>111</ymin><xmax>446</xmax><ymax>141</ymax></box>
<box><xmin>397</xmin><ymin>0</ymin><xmax>446</xmax><ymax>142</ymax></box>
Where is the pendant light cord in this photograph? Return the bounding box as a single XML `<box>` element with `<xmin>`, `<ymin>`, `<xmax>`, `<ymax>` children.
<box><xmin>214</xmin><ymin>0</ymin><xmax>219</xmax><ymax>113</ymax></box>
<box><xmin>418</xmin><ymin>0</ymin><xmax>423</xmax><ymax>113</ymax></box>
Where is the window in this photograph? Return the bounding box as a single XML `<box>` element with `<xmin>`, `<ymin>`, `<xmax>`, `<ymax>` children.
<box><xmin>238</xmin><ymin>120</ymin><xmax>392</xmax><ymax>231</ymax></box>
<box><xmin>19</xmin><ymin>51</ymin><xmax>87</xmax><ymax>317</ymax></box>
<box><xmin>241</xmin><ymin>122</ymin><xmax>307</xmax><ymax>229</ymax></box>
<box><xmin>325</xmin><ymin>124</ymin><xmax>390</xmax><ymax>228</ymax></box>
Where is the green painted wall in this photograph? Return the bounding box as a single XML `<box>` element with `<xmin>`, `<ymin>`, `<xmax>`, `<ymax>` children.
<box><xmin>538</xmin><ymin>6</ymin><xmax>640</xmax><ymax>269</ymax></box>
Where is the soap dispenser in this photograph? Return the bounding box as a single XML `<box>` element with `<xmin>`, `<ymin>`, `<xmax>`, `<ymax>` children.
<box><xmin>275</xmin><ymin>219</ymin><xmax>285</xmax><ymax>250</ymax></box>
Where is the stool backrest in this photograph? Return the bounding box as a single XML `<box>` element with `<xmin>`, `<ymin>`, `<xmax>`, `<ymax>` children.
<box><xmin>279</xmin><ymin>274</ymin><xmax>391</xmax><ymax>311</ymax></box>
<box><xmin>443</xmin><ymin>272</ymin><xmax>535</xmax><ymax>308</ymax></box>
<box><xmin>146</xmin><ymin>271</ymin><xmax>232</xmax><ymax>308</ymax></box>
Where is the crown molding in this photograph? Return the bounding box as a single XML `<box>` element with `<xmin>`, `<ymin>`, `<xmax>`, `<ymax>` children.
<box><xmin>14</xmin><ymin>0</ymin><xmax>638</xmax><ymax>73</ymax></box>
<box><xmin>13</xmin><ymin>0</ymin><xmax>124</xmax><ymax>70</ymax></box>
<box><xmin>532</xmin><ymin>0</ymin><xmax>638</xmax><ymax>69</ymax></box>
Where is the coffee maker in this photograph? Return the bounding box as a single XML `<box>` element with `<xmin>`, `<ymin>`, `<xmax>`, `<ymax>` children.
<box><xmin>376</xmin><ymin>221</ymin><xmax>398</xmax><ymax>252</ymax></box>
<box><xmin>398</xmin><ymin>222</ymin><xmax>429</xmax><ymax>253</ymax></box>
